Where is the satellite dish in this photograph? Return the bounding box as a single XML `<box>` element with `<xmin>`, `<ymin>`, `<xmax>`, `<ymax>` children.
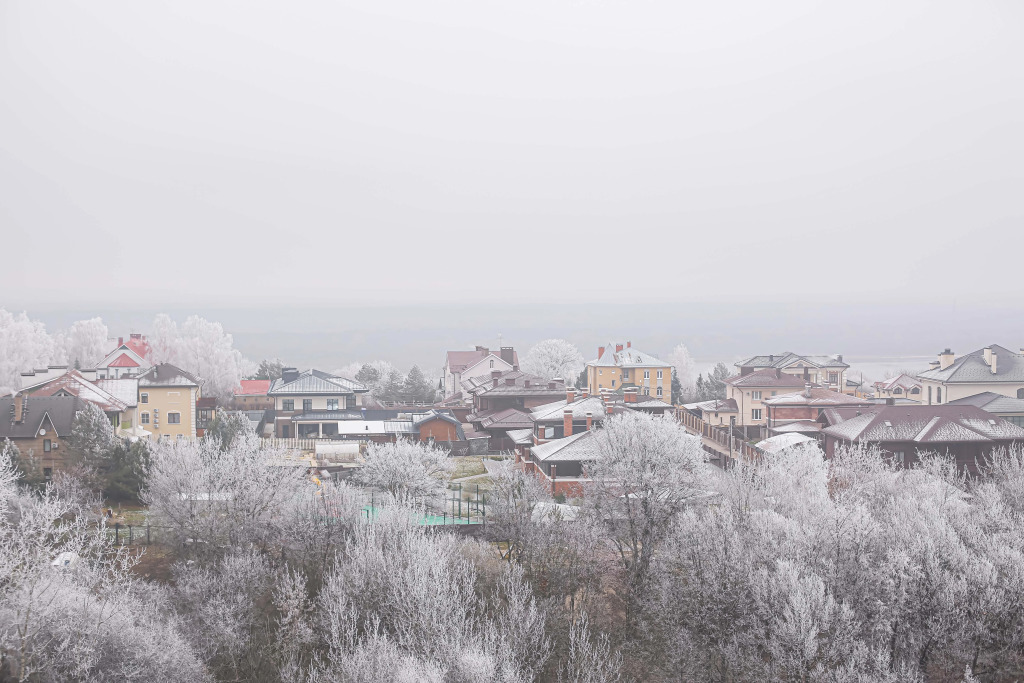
<box><xmin>39</xmin><ymin>429</ymin><xmax>46</xmax><ymax>436</ymax></box>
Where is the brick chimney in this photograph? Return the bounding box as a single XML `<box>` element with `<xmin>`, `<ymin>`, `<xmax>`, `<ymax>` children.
<box><xmin>566</xmin><ymin>387</ymin><xmax>575</xmax><ymax>403</ymax></box>
<box><xmin>581</xmin><ymin>387</ymin><xmax>589</xmax><ymax>398</ymax></box>
<box><xmin>597</xmin><ymin>346</ymin><xmax>605</xmax><ymax>360</ymax></box>
<box><xmin>607</xmin><ymin>403</ymin><xmax>615</xmax><ymax>415</ymax></box>
<box><xmin>625</xmin><ymin>387</ymin><xmax>638</xmax><ymax>403</ymax></box>
<box><xmin>586</xmin><ymin>411</ymin><xmax>593</xmax><ymax>431</ymax></box>
<box><xmin>505</xmin><ymin>378</ymin><xmax>515</xmax><ymax>386</ymax></box>
<box><xmin>626</xmin><ymin>340</ymin><xmax>631</xmax><ymax>348</ymax></box>
<box><xmin>939</xmin><ymin>349</ymin><xmax>955</xmax><ymax>370</ymax></box>
<box><xmin>12</xmin><ymin>392</ymin><xmax>25</xmax><ymax>423</ymax></box>
<box><xmin>500</xmin><ymin>346</ymin><xmax>515</xmax><ymax>366</ymax></box>
<box><xmin>282</xmin><ymin>367</ymin><xmax>299</xmax><ymax>384</ymax></box>
<box><xmin>740</xmin><ymin>366</ymin><xmax>752</xmax><ymax>376</ymax></box>
<box><xmin>563</xmin><ymin>408</ymin><xmax>573</xmax><ymax>437</ymax></box>
<box><xmin>491</xmin><ymin>370</ymin><xmax>501</xmax><ymax>380</ymax></box>
<box><xmin>117</xmin><ymin>336</ymin><xmax>124</xmax><ymax>347</ymax></box>
<box><xmin>550</xmin><ymin>464</ymin><xmax>557</xmax><ymax>487</ymax></box>
<box><xmin>615</xmin><ymin>343</ymin><xmax>624</xmax><ymax>353</ymax></box>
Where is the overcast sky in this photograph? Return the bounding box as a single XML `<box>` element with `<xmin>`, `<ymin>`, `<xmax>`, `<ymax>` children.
<box><xmin>2</xmin><ymin>0</ymin><xmax>1022</xmax><ymax>309</ymax></box>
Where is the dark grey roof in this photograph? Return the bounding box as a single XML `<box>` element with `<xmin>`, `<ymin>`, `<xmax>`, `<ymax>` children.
<box><xmin>0</xmin><ymin>395</ymin><xmax>84</xmax><ymax>439</ymax></box>
<box><xmin>137</xmin><ymin>364</ymin><xmax>200</xmax><ymax>388</ymax></box>
<box><xmin>269</xmin><ymin>369</ymin><xmax>368</xmax><ymax>396</ymax></box>
<box><xmin>948</xmin><ymin>392</ymin><xmax>1024</xmax><ymax>414</ymax></box>
<box><xmin>736</xmin><ymin>352</ymin><xmax>849</xmax><ymax>370</ymax></box>
<box><xmin>464</xmin><ymin>370</ymin><xmax>566</xmax><ymax>397</ymax></box>
<box><xmin>821</xmin><ymin>405</ymin><xmax>1024</xmax><ymax>444</ymax></box>
<box><xmin>917</xmin><ymin>345</ymin><xmax>1024</xmax><ymax>384</ymax></box>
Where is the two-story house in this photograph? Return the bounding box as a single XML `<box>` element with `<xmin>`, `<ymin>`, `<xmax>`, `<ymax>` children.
<box><xmin>723</xmin><ymin>368</ymin><xmax>808</xmax><ymax>434</ymax></box>
<box><xmin>442</xmin><ymin>346</ymin><xmax>518</xmax><ymax>399</ymax></box>
<box><xmin>871</xmin><ymin>374</ymin><xmax>922</xmax><ymax>402</ymax></box>
<box><xmin>734</xmin><ymin>352</ymin><xmax>849</xmax><ymax>393</ymax></box>
<box><xmin>0</xmin><ymin>394</ymin><xmax>91</xmax><ymax>479</ymax></box>
<box><xmin>136</xmin><ymin>364</ymin><xmax>201</xmax><ymax>441</ymax></box>
<box><xmin>268</xmin><ymin>368</ymin><xmax>370</xmax><ymax>438</ymax></box>
<box><xmin>917</xmin><ymin>345</ymin><xmax>1024</xmax><ymax>405</ymax></box>
<box><xmin>585</xmin><ymin>341</ymin><xmax>672</xmax><ymax>400</ymax></box>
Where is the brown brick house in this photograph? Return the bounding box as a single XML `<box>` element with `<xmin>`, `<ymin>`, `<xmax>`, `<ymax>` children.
<box><xmin>0</xmin><ymin>394</ymin><xmax>89</xmax><ymax>479</ymax></box>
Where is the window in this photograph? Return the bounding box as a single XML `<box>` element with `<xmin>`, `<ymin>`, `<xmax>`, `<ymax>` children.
<box><xmin>928</xmin><ymin>386</ymin><xmax>932</xmax><ymax>405</ymax></box>
<box><xmin>43</xmin><ymin>467</ymin><xmax>52</xmax><ymax>480</ymax></box>
<box><xmin>752</xmin><ymin>391</ymin><xmax>762</xmax><ymax>400</ymax></box>
<box><xmin>656</xmin><ymin>387</ymin><xmax>663</xmax><ymax>397</ymax></box>
<box><xmin>828</xmin><ymin>372</ymin><xmax>839</xmax><ymax>383</ymax></box>
<box><xmin>1018</xmin><ymin>389</ymin><xmax>1024</xmax><ymax>399</ymax></box>
<box><xmin>43</xmin><ymin>439</ymin><xmax>51</xmax><ymax>452</ymax></box>
<box><xmin>141</xmin><ymin>412</ymin><xmax>150</xmax><ymax>424</ymax></box>
<box><xmin>176</xmin><ymin>434</ymin><xmax>184</xmax><ymax>441</ymax></box>
<box><xmin>303</xmin><ymin>399</ymin><xmax>313</xmax><ymax>412</ymax></box>
<box><xmin>892</xmin><ymin>451</ymin><xmax>906</xmax><ymax>466</ymax></box>
<box><xmin>657</xmin><ymin>370</ymin><xmax>663</xmax><ymax>379</ymax></box>
<box><xmin>936</xmin><ymin>388</ymin><xmax>942</xmax><ymax>404</ymax></box>
<box><xmin>140</xmin><ymin>393</ymin><xmax>148</xmax><ymax>404</ymax></box>
<box><xmin>282</xmin><ymin>399</ymin><xmax>294</xmax><ymax>411</ymax></box>
<box><xmin>611</xmin><ymin>380</ymin><xmax>616</xmax><ymax>388</ymax></box>
<box><xmin>771</xmin><ymin>391</ymin><xmax>777</xmax><ymax>396</ymax></box>
<box><xmin>911</xmin><ymin>387</ymin><xmax>920</xmax><ymax>395</ymax></box>
<box><xmin>751</xmin><ymin>409</ymin><xmax>762</xmax><ymax>421</ymax></box>
<box><xmin>643</xmin><ymin>387</ymin><xmax>650</xmax><ymax>396</ymax></box>
<box><xmin>893</xmin><ymin>387</ymin><xmax>903</xmax><ymax>395</ymax></box>
<box><xmin>167</xmin><ymin>412</ymin><xmax>181</xmax><ymax>425</ymax></box>
<box><xmin>643</xmin><ymin>370</ymin><xmax>650</xmax><ymax>379</ymax></box>
<box><xmin>327</xmin><ymin>399</ymin><xmax>339</xmax><ymax>410</ymax></box>
<box><xmin>489</xmin><ymin>360</ymin><xmax>494</xmax><ymax>368</ymax></box>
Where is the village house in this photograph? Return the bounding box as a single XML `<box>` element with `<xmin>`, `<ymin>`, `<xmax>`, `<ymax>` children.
<box><xmin>441</xmin><ymin>346</ymin><xmax>518</xmax><ymax>399</ymax></box>
<box><xmin>268</xmin><ymin>368</ymin><xmax>370</xmax><ymax>438</ymax></box>
<box><xmin>947</xmin><ymin>392</ymin><xmax>1024</xmax><ymax>429</ymax></box>
<box><xmin>734</xmin><ymin>352</ymin><xmax>850</xmax><ymax>393</ymax></box>
<box><xmin>819</xmin><ymin>404</ymin><xmax>1024</xmax><ymax>471</ymax></box>
<box><xmin>723</xmin><ymin>369</ymin><xmax>808</xmax><ymax>434</ymax></box>
<box><xmin>136</xmin><ymin>364</ymin><xmax>202</xmax><ymax>441</ymax></box>
<box><xmin>679</xmin><ymin>398</ymin><xmax>739</xmax><ymax>428</ymax></box>
<box><xmin>871</xmin><ymin>373</ymin><xmax>923</xmax><ymax>402</ymax></box>
<box><xmin>231</xmin><ymin>379</ymin><xmax>274</xmax><ymax>411</ymax></box>
<box><xmin>19</xmin><ymin>368</ymin><xmax>129</xmax><ymax>431</ymax></box>
<box><xmin>917</xmin><ymin>345</ymin><xmax>1024</xmax><ymax>405</ymax></box>
<box><xmin>585</xmin><ymin>341</ymin><xmax>672</xmax><ymax>399</ymax></box>
<box><xmin>463</xmin><ymin>370</ymin><xmax>566</xmax><ymax>414</ymax></box>
<box><xmin>93</xmin><ymin>334</ymin><xmax>153</xmax><ymax>379</ymax></box>
<box><xmin>762</xmin><ymin>385</ymin><xmax>871</xmax><ymax>433</ymax></box>
<box><xmin>0</xmin><ymin>394</ymin><xmax>92</xmax><ymax>479</ymax></box>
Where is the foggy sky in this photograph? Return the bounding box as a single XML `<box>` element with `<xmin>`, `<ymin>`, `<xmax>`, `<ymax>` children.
<box><xmin>2</xmin><ymin>1</ymin><xmax>1023</xmax><ymax>309</ymax></box>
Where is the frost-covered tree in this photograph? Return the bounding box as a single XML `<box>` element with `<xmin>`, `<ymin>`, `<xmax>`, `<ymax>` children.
<box><xmin>54</xmin><ymin>317</ymin><xmax>109</xmax><ymax>370</ymax></box>
<box><xmin>68</xmin><ymin>401</ymin><xmax>115</xmax><ymax>466</ymax></box>
<box><xmin>0</xmin><ymin>309</ymin><xmax>59</xmax><ymax>394</ymax></box>
<box><xmin>202</xmin><ymin>410</ymin><xmax>254</xmax><ymax>452</ymax></box>
<box><xmin>694</xmin><ymin>361</ymin><xmax>731</xmax><ymax>401</ymax></box>
<box><xmin>355</xmin><ymin>440</ymin><xmax>453</xmax><ymax>503</ymax></box>
<box><xmin>143</xmin><ymin>432</ymin><xmax>313</xmax><ymax>554</ymax></box>
<box><xmin>584</xmin><ymin>412</ymin><xmax>708</xmax><ymax>623</ymax></box>
<box><xmin>249</xmin><ymin>357</ymin><xmax>285</xmax><ymax>381</ymax></box>
<box><xmin>523</xmin><ymin>339</ymin><xmax>585</xmax><ymax>383</ymax></box>
<box><xmin>148</xmin><ymin>314</ymin><xmax>254</xmax><ymax>399</ymax></box>
<box><xmin>667</xmin><ymin>343</ymin><xmax>696</xmax><ymax>402</ymax></box>
<box><xmin>0</xmin><ymin>445</ymin><xmax>208</xmax><ymax>681</ymax></box>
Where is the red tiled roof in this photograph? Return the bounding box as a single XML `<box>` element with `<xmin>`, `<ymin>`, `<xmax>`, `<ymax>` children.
<box><xmin>125</xmin><ymin>337</ymin><xmax>151</xmax><ymax>359</ymax></box>
<box><xmin>108</xmin><ymin>353</ymin><xmax>140</xmax><ymax>368</ymax></box>
<box><xmin>235</xmin><ymin>379</ymin><xmax>271</xmax><ymax>396</ymax></box>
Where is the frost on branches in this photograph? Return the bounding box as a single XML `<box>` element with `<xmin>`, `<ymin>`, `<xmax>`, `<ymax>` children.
<box><xmin>354</xmin><ymin>440</ymin><xmax>454</xmax><ymax>503</ymax></box>
<box><xmin>522</xmin><ymin>339</ymin><xmax>585</xmax><ymax>384</ymax></box>
<box><xmin>148</xmin><ymin>314</ymin><xmax>255</xmax><ymax>399</ymax></box>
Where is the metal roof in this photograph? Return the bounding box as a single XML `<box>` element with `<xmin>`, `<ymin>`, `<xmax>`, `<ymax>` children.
<box><xmin>917</xmin><ymin>345</ymin><xmax>1024</xmax><ymax>384</ymax></box>
<box><xmin>268</xmin><ymin>369</ymin><xmax>368</xmax><ymax>396</ymax></box>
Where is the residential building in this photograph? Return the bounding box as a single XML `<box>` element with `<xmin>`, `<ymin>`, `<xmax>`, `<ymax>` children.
<box><xmin>723</xmin><ymin>369</ymin><xmax>807</xmax><ymax>432</ymax></box>
<box><xmin>819</xmin><ymin>404</ymin><xmax>1024</xmax><ymax>471</ymax></box>
<box><xmin>20</xmin><ymin>369</ymin><xmax>130</xmax><ymax>430</ymax></box>
<box><xmin>871</xmin><ymin>374</ymin><xmax>922</xmax><ymax>402</ymax></box>
<box><xmin>287</xmin><ymin>409</ymin><xmax>465</xmax><ymax>450</ymax></box>
<box><xmin>136</xmin><ymin>364</ymin><xmax>202</xmax><ymax>441</ymax></box>
<box><xmin>948</xmin><ymin>392</ymin><xmax>1024</xmax><ymax>429</ymax></box>
<box><xmin>734</xmin><ymin>352</ymin><xmax>849</xmax><ymax>393</ymax></box>
<box><xmin>526</xmin><ymin>430</ymin><xmax>599</xmax><ymax>497</ymax></box>
<box><xmin>442</xmin><ymin>346</ymin><xmax>518</xmax><ymax>399</ymax></box>
<box><xmin>585</xmin><ymin>341</ymin><xmax>672</xmax><ymax>399</ymax></box>
<box><xmin>463</xmin><ymin>370</ymin><xmax>566</xmax><ymax>415</ymax></box>
<box><xmin>0</xmin><ymin>394</ymin><xmax>91</xmax><ymax>478</ymax></box>
<box><xmin>679</xmin><ymin>398</ymin><xmax>739</xmax><ymax>428</ymax></box>
<box><xmin>232</xmin><ymin>379</ymin><xmax>274</xmax><ymax>411</ymax></box>
<box><xmin>917</xmin><ymin>345</ymin><xmax>1024</xmax><ymax>405</ymax></box>
<box><xmin>268</xmin><ymin>368</ymin><xmax>370</xmax><ymax>438</ymax></box>
<box><xmin>94</xmin><ymin>378</ymin><xmax>140</xmax><ymax>431</ymax></box>
<box><xmin>94</xmin><ymin>334</ymin><xmax>153</xmax><ymax>379</ymax></box>
<box><xmin>762</xmin><ymin>385</ymin><xmax>871</xmax><ymax>432</ymax></box>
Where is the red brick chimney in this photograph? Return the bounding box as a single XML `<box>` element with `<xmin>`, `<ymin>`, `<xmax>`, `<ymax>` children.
<box><xmin>606</xmin><ymin>403</ymin><xmax>614</xmax><ymax>415</ymax></box>
<box><xmin>566</xmin><ymin>387</ymin><xmax>575</xmax><ymax>403</ymax></box>
<box><xmin>597</xmin><ymin>346</ymin><xmax>605</xmax><ymax>360</ymax></box>
<box><xmin>13</xmin><ymin>392</ymin><xmax>25</xmax><ymax>423</ymax></box>
<box><xmin>627</xmin><ymin>340</ymin><xmax>631</xmax><ymax>348</ymax></box>
<box><xmin>625</xmin><ymin>387</ymin><xmax>638</xmax><ymax>404</ymax></box>
<box><xmin>491</xmin><ymin>370</ymin><xmax>501</xmax><ymax>380</ymax></box>
<box><xmin>550</xmin><ymin>464</ymin><xmax>557</xmax><ymax>491</ymax></box>
<box><xmin>563</xmin><ymin>408</ymin><xmax>573</xmax><ymax>437</ymax></box>
<box><xmin>586</xmin><ymin>411</ymin><xmax>593</xmax><ymax>431</ymax></box>
<box><xmin>118</xmin><ymin>336</ymin><xmax>123</xmax><ymax>347</ymax></box>
<box><xmin>615</xmin><ymin>343</ymin><xmax>624</xmax><ymax>353</ymax></box>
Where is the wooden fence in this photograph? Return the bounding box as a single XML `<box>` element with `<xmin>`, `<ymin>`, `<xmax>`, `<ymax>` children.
<box><xmin>676</xmin><ymin>409</ymin><xmax>764</xmax><ymax>464</ymax></box>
